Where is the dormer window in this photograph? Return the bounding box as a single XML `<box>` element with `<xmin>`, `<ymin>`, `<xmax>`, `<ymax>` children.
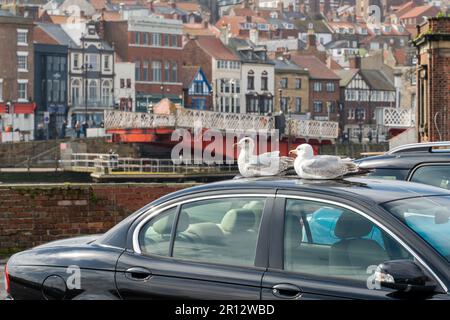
<box><xmin>384</xmin><ymin>26</ymin><xmax>391</xmax><ymax>33</ymax></box>
<box><xmin>283</xmin><ymin>23</ymin><xmax>294</xmax><ymax>29</ymax></box>
<box><xmin>360</xmin><ymin>28</ymin><xmax>368</xmax><ymax>35</ymax></box>
<box><xmin>374</xmin><ymin>28</ymin><xmax>381</xmax><ymax>35</ymax></box>
<box><xmin>348</xmin><ymin>28</ymin><xmax>354</xmax><ymax>34</ymax></box>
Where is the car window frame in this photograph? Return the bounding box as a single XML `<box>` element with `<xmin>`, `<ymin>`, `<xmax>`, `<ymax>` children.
<box><xmin>269</xmin><ymin>192</ymin><xmax>448</xmax><ymax>293</ymax></box>
<box><xmin>131</xmin><ymin>191</ymin><xmax>276</xmax><ymax>269</ymax></box>
<box><xmin>407</xmin><ymin>162</ymin><xmax>450</xmax><ymax>186</ymax></box>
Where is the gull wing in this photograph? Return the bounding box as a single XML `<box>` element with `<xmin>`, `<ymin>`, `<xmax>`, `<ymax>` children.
<box><xmin>249</xmin><ymin>151</ymin><xmax>280</xmax><ymax>166</ymax></box>
<box><xmin>300</xmin><ymin>156</ymin><xmax>344</xmax><ymax>177</ymax></box>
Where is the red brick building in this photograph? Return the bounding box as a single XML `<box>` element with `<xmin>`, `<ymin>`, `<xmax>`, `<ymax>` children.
<box><xmin>290</xmin><ymin>54</ymin><xmax>341</xmax><ymax>121</ymax></box>
<box><xmin>0</xmin><ymin>11</ymin><xmax>35</xmax><ymax>136</ymax></box>
<box><xmin>102</xmin><ymin>16</ymin><xmax>183</xmax><ymax>112</ymax></box>
<box><xmin>414</xmin><ymin>17</ymin><xmax>450</xmax><ymax>142</ymax></box>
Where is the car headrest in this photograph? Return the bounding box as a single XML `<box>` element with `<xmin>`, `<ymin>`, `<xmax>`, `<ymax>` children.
<box><xmin>284</xmin><ymin>214</ymin><xmax>303</xmax><ymax>249</ymax></box>
<box><xmin>221</xmin><ymin>209</ymin><xmax>255</xmax><ymax>233</ymax></box>
<box><xmin>334</xmin><ymin>212</ymin><xmax>374</xmax><ymax>239</ymax></box>
<box><xmin>153</xmin><ymin>210</ymin><xmax>190</xmax><ymax>235</ymax></box>
<box><xmin>187</xmin><ymin>222</ymin><xmax>224</xmax><ymax>244</ymax></box>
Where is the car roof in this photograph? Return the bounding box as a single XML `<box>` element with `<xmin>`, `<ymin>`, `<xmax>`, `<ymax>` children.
<box><xmin>149</xmin><ymin>176</ymin><xmax>450</xmax><ymax>206</ymax></box>
<box><xmin>354</xmin><ymin>152</ymin><xmax>450</xmax><ymax>170</ymax></box>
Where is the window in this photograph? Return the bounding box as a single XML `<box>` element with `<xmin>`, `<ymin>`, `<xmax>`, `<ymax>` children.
<box><xmin>164</xmin><ymin>33</ymin><xmax>169</xmax><ymax>46</ymax></box>
<box><xmin>104</xmin><ymin>55</ymin><xmax>110</xmax><ymax>70</ymax></box>
<box><xmin>172</xmin><ymin>197</ymin><xmax>266</xmax><ymax>266</ymax></box>
<box><xmin>164</xmin><ymin>62</ymin><xmax>170</xmax><ymax>82</ymax></box>
<box><xmin>17</xmin><ymin>53</ymin><xmax>28</xmax><ymax>71</ymax></box>
<box><xmin>102</xmin><ymin>80</ymin><xmax>112</xmax><ymax>106</ymax></box>
<box><xmin>142</xmin><ymin>32</ymin><xmax>148</xmax><ymax>45</ymax></box>
<box><xmin>152</xmin><ymin>61</ymin><xmax>162</xmax><ymax>82</ymax></box>
<box><xmin>126</xmin><ymin>78</ymin><xmax>131</xmax><ymax>88</ymax></box>
<box><xmin>88</xmin><ymin>80</ymin><xmax>98</xmax><ymax>102</ymax></box>
<box><xmin>295</xmin><ymin>78</ymin><xmax>302</xmax><ymax>89</ymax></box>
<box><xmin>313</xmin><ymin>101</ymin><xmax>323</xmax><ymax>113</ymax></box>
<box><xmin>383</xmin><ymin>196</ymin><xmax>450</xmax><ymax>263</ymax></box>
<box><xmin>284</xmin><ymin>199</ymin><xmax>412</xmax><ymax>281</ymax></box>
<box><xmin>52</xmin><ymin>80</ymin><xmax>59</xmax><ymax>102</ymax></box>
<box><xmin>295</xmin><ymin>97</ymin><xmax>301</xmax><ymax>113</ymax></box>
<box><xmin>17</xmin><ymin>29</ymin><xmax>28</xmax><ymax>45</ymax></box>
<box><xmin>326</xmin><ymin>82</ymin><xmax>335</xmax><ymax>92</ymax></box>
<box><xmin>172</xmin><ymin>62</ymin><xmax>177</xmax><ymax>82</ymax></box>
<box><xmin>86</xmin><ymin>54</ymin><xmax>99</xmax><ymax>71</ymax></box>
<box><xmin>171</xmin><ymin>34</ymin><xmax>178</xmax><ymax>47</ymax></box>
<box><xmin>356</xmin><ymin>108</ymin><xmax>366</xmax><ymax>120</ymax></box>
<box><xmin>18</xmin><ymin>81</ymin><xmax>27</xmax><ymax>101</ymax></box>
<box><xmin>74</xmin><ymin>54</ymin><xmax>80</xmax><ymax>68</ymax></box>
<box><xmin>143</xmin><ymin>61</ymin><xmax>149</xmax><ymax>81</ymax></box>
<box><xmin>247</xmin><ymin>70</ymin><xmax>254</xmax><ymax>90</ymax></box>
<box><xmin>139</xmin><ymin>207</ymin><xmax>177</xmax><ymax>256</ymax></box>
<box><xmin>409</xmin><ymin>165</ymin><xmax>450</xmax><ymax>190</ymax></box>
<box><xmin>72</xmin><ymin>79</ymin><xmax>81</xmax><ymax>106</ymax></box>
<box><xmin>135</xmin><ymin>61</ymin><xmax>141</xmax><ymax>81</ymax></box>
<box><xmin>280</xmin><ymin>97</ymin><xmax>288</xmax><ymax>112</ymax></box>
<box><xmin>120</xmin><ymin>79</ymin><xmax>125</xmax><ymax>89</ymax></box>
<box><xmin>152</xmin><ymin>33</ymin><xmax>161</xmax><ymax>46</ymax></box>
<box><xmin>135</xmin><ymin>32</ymin><xmax>140</xmax><ymax>44</ymax></box>
<box><xmin>194</xmin><ymin>81</ymin><xmax>203</xmax><ymax>94</ymax></box>
<box><xmin>261</xmin><ymin>71</ymin><xmax>268</xmax><ymax>91</ymax></box>
<box><xmin>313</xmin><ymin>82</ymin><xmax>322</xmax><ymax>92</ymax></box>
<box><xmin>280</xmin><ymin>77</ymin><xmax>288</xmax><ymax>89</ymax></box>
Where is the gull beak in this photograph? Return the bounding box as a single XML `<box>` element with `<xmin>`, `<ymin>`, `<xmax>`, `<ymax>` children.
<box><xmin>289</xmin><ymin>149</ymin><xmax>297</xmax><ymax>155</ymax></box>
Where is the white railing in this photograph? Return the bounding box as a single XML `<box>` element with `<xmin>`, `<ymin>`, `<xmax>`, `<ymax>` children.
<box><xmin>376</xmin><ymin>107</ymin><xmax>413</xmax><ymax>128</ymax></box>
<box><xmin>104</xmin><ymin>109</ymin><xmax>339</xmax><ymax>139</ymax></box>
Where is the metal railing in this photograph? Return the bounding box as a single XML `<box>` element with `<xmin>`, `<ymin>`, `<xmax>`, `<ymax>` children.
<box><xmin>60</xmin><ymin>153</ymin><xmax>238</xmax><ymax>175</ymax></box>
<box><xmin>104</xmin><ymin>109</ymin><xmax>339</xmax><ymax>139</ymax></box>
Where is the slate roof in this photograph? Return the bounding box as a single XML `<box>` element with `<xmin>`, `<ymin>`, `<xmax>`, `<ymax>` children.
<box><xmin>290</xmin><ymin>55</ymin><xmax>340</xmax><ymax>80</ymax></box>
<box><xmin>335</xmin><ymin>69</ymin><xmax>359</xmax><ymax>87</ymax></box>
<box><xmin>360</xmin><ymin>69</ymin><xmax>395</xmax><ymax>91</ymax></box>
<box><xmin>273</xmin><ymin>58</ymin><xmax>306</xmax><ymax>73</ymax></box>
<box><xmin>35</xmin><ymin>22</ymin><xmax>76</xmax><ymax>47</ymax></box>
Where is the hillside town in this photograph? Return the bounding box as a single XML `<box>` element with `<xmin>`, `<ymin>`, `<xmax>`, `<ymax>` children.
<box><xmin>0</xmin><ymin>0</ymin><xmax>448</xmax><ymax>147</ymax></box>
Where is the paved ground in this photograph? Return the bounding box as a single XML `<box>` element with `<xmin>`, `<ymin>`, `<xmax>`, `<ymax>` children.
<box><xmin>0</xmin><ymin>259</ymin><xmax>7</xmax><ymax>300</ymax></box>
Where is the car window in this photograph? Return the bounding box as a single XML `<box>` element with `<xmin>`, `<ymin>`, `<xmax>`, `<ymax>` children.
<box><xmin>284</xmin><ymin>199</ymin><xmax>412</xmax><ymax>282</ymax></box>
<box><xmin>172</xmin><ymin>197</ymin><xmax>266</xmax><ymax>266</ymax></box>
<box><xmin>139</xmin><ymin>207</ymin><xmax>177</xmax><ymax>256</ymax></box>
<box><xmin>409</xmin><ymin>165</ymin><xmax>450</xmax><ymax>189</ymax></box>
<box><xmin>366</xmin><ymin>168</ymin><xmax>409</xmax><ymax>180</ymax></box>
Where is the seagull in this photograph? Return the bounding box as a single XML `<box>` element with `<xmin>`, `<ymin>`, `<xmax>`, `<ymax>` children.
<box><xmin>234</xmin><ymin>137</ymin><xmax>294</xmax><ymax>177</ymax></box>
<box><xmin>289</xmin><ymin>144</ymin><xmax>358</xmax><ymax>179</ymax></box>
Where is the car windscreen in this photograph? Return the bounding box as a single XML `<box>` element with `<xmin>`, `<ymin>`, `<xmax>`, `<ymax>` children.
<box><xmin>382</xmin><ymin>196</ymin><xmax>450</xmax><ymax>263</ymax></box>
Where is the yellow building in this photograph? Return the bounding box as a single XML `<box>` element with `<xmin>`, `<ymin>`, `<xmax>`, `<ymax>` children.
<box><xmin>273</xmin><ymin>56</ymin><xmax>309</xmax><ymax>115</ymax></box>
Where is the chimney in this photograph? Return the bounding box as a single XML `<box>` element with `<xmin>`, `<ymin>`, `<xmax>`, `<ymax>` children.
<box><xmin>348</xmin><ymin>55</ymin><xmax>361</xmax><ymax>69</ymax></box>
<box><xmin>277</xmin><ymin>1</ymin><xmax>284</xmax><ymax>12</ymax></box>
<box><xmin>170</xmin><ymin>0</ymin><xmax>176</xmax><ymax>9</ymax></box>
<box><xmin>220</xmin><ymin>23</ymin><xmax>230</xmax><ymax>45</ymax></box>
<box><xmin>288</xmin><ymin>4</ymin><xmax>294</xmax><ymax>12</ymax></box>
<box><xmin>246</xmin><ymin>15</ymin><xmax>252</xmax><ymax>23</ymax></box>
<box><xmin>203</xmin><ymin>20</ymin><xmax>208</xmax><ymax>28</ymax></box>
<box><xmin>283</xmin><ymin>49</ymin><xmax>291</xmax><ymax>60</ymax></box>
<box><xmin>307</xmin><ymin>23</ymin><xmax>316</xmax><ymax>49</ymax></box>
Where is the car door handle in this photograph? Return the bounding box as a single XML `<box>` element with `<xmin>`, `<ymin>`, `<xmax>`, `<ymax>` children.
<box><xmin>272</xmin><ymin>283</ymin><xmax>302</xmax><ymax>299</ymax></box>
<box><xmin>125</xmin><ymin>267</ymin><xmax>152</xmax><ymax>281</ymax></box>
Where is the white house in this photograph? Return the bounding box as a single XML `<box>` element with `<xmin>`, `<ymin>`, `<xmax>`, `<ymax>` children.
<box><xmin>114</xmin><ymin>61</ymin><xmax>136</xmax><ymax>112</ymax></box>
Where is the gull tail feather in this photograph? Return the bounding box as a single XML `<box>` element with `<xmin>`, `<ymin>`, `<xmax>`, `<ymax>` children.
<box><xmin>342</xmin><ymin>158</ymin><xmax>359</xmax><ymax>173</ymax></box>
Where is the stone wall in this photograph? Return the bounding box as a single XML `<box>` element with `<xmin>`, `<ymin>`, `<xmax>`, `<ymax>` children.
<box><xmin>0</xmin><ymin>183</ymin><xmax>195</xmax><ymax>254</ymax></box>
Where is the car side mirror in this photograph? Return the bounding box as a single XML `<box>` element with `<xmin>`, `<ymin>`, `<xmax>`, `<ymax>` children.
<box><xmin>375</xmin><ymin>260</ymin><xmax>436</xmax><ymax>294</ymax></box>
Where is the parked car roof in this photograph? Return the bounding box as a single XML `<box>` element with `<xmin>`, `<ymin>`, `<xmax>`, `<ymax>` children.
<box><xmin>356</xmin><ymin>142</ymin><xmax>450</xmax><ymax>170</ymax></box>
<box><xmin>146</xmin><ymin>176</ymin><xmax>450</xmax><ymax>207</ymax></box>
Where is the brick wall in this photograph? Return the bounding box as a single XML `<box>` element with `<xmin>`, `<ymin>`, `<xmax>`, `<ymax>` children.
<box><xmin>0</xmin><ymin>183</ymin><xmax>195</xmax><ymax>253</ymax></box>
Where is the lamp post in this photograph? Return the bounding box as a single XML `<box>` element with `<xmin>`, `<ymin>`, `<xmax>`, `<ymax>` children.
<box><xmin>81</xmin><ymin>62</ymin><xmax>93</xmax><ymax>125</ymax></box>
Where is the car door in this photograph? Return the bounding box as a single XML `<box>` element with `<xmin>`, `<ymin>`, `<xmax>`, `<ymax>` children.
<box><xmin>115</xmin><ymin>192</ymin><xmax>274</xmax><ymax>299</ymax></box>
<box><xmin>261</xmin><ymin>193</ymin><xmax>443</xmax><ymax>300</ymax></box>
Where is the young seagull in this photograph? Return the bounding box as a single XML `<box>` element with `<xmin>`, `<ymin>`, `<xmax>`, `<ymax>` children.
<box><xmin>289</xmin><ymin>143</ymin><xmax>358</xmax><ymax>179</ymax></box>
<box><xmin>234</xmin><ymin>137</ymin><xmax>294</xmax><ymax>177</ymax></box>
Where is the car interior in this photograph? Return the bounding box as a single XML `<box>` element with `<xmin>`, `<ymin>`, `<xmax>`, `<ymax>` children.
<box><xmin>284</xmin><ymin>201</ymin><xmax>412</xmax><ymax>281</ymax></box>
<box><xmin>140</xmin><ymin>199</ymin><xmax>266</xmax><ymax>266</ymax></box>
